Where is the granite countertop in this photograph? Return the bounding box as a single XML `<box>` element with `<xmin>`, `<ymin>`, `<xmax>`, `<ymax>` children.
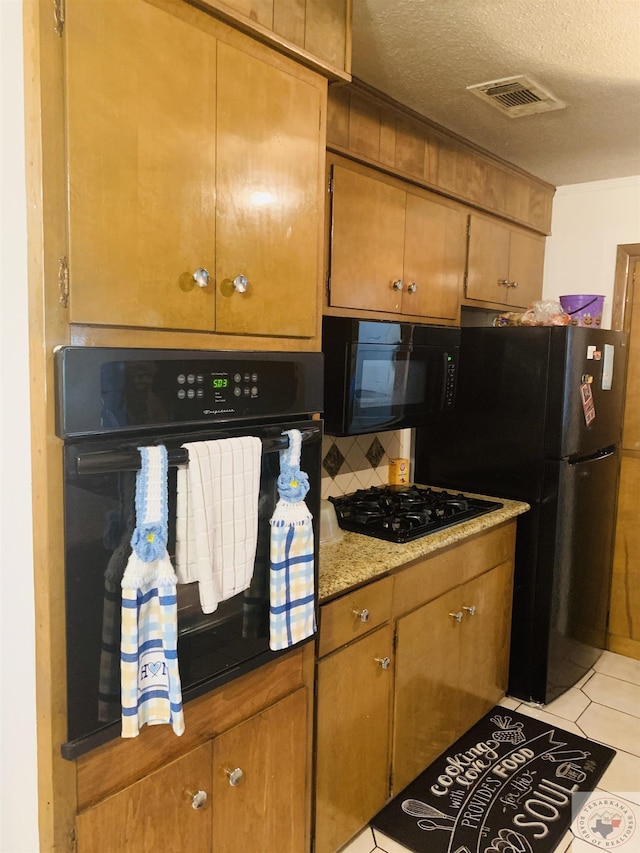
<box><xmin>318</xmin><ymin>490</ymin><xmax>529</xmax><ymax>601</ymax></box>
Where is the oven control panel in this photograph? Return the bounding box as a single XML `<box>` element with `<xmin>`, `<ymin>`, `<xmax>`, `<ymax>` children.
<box><xmin>55</xmin><ymin>347</ymin><xmax>324</xmax><ymax>438</ymax></box>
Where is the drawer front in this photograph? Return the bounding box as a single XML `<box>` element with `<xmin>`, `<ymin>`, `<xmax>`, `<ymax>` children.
<box><xmin>319</xmin><ymin>576</ymin><xmax>393</xmax><ymax>657</ymax></box>
<box><xmin>393</xmin><ymin>521</ymin><xmax>517</xmax><ymax>617</ymax></box>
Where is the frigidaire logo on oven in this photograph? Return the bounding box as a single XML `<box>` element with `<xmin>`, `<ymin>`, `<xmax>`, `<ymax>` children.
<box><xmin>204</xmin><ymin>408</ymin><xmax>236</xmax><ymax>416</ymax></box>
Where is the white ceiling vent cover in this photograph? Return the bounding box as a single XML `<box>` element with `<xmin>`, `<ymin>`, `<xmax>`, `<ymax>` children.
<box><xmin>467</xmin><ymin>75</ymin><xmax>566</xmax><ymax>118</ymax></box>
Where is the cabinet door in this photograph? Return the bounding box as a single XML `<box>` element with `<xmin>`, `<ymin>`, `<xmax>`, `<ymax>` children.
<box><xmin>315</xmin><ymin>625</ymin><xmax>394</xmax><ymax>853</ymax></box>
<box><xmin>508</xmin><ymin>229</ymin><xmax>545</xmax><ymax>308</ymax></box>
<box><xmin>465</xmin><ymin>214</ymin><xmax>511</xmax><ymax>304</ymax></box>
<box><xmin>393</xmin><ymin>587</ymin><xmax>463</xmax><ymax>794</ymax></box>
<box><xmin>329</xmin><ymin>165</ymin><xmax>406</xmax><ymax>313</ymax></box>
<box><xmin>76</xmin><ymin>743</ymin><xmax>213</xmax><ymax>853</ymax></box>
<box><xmin>215</xmin><ymin>42</ymin><xmax>323</xmax><ymax>337</ymax></box>
<box><xmin>66</xmin><ymin>0</ymin><xmax>217</xmax><ymax>330</ymax></box>
<box><xmin>457</xmin><ymin>561</ymin><xmax>514</xmax><ymax>735</ymax></box>
<box><xmin>212</xmin><ymin>688</ymin><xmax>308</xmax><ymax>853</ymax></box>
<box><xmin>403</xmin><ymin>193</ymin><xmax>465</xmax><ymax>320</ymax></box>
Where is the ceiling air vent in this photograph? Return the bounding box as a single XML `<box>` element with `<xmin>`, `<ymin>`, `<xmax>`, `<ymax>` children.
<box><xmin>467</xmin><ymin>75</ymin><xmax>566</xmax><ymax>118</ymax></box>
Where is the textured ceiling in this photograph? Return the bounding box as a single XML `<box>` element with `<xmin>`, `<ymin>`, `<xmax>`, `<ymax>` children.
<box><xmin>352</xmin><ymin>0</ymin><xmax>640</xmax><ymax>186</ymax></box>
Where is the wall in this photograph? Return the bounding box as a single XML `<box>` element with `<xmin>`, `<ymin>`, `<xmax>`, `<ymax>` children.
<box><xmin>0</xmin><ymin>1</ymin><xmax>39</xmax><ymax>850</ymax></box>
<box><xmin>321</xmin><ymin>429</ymin><xmax>412</xmax><ymax>498</ymax></box>
<box><xmin>542</xmin><ymin>176</ymin><xmax>640</xmax><ymax>329</ymax></box>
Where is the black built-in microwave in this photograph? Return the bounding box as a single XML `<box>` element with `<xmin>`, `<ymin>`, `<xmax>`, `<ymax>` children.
<box><xmin>322</xmin><ymin>317</ymin><xmax>460</xmax><ymax>436</ymax></box>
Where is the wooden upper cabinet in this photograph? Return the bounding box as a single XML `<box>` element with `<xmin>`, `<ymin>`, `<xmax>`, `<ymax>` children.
<box><xmin>466</xmin><ymin>213</ymin><xmax>545</xmax><ymax>309</ymax></box>
<box><xmin>66</xmin><ymin>0</ymin><xmax>217</xmax><ymax>331</ymax></box>
<box><xmin>403</xmin><ymin>192</ymin><xmax>466</xmax><ymax>321</ymax></box>
<box><xmin>65</xmin><ymin>0</ymin><xmax>325</xmax><ymax>339</ymax></box>
<box><xmin>327</xmin><ymin>160</ymin><xmax>464</xmax><ymax>323</ymax></box>
<box><xmin>76</xmin><ymin>743</ymin><xmax>213</xmax><ymax>853</ymax></box>
<box><xmin>327</xmin><ymin>82</ymin><xmax>555</xmax><ymax>234</ymax></box>
<box><xmin>215</xmin><ymin>41</ymin><xmax>323</xmax><ymax>337</ymax></box>
<box><xmin>328</xmin><ymin>164</ymin><xmax>406</xmax><ymax>314</ymax></box>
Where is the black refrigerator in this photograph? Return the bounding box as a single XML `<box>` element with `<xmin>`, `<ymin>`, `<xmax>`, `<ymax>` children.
<box><xmin>414</xmin><ymin>325</ymin><xmax>628</xmax><ymax>705</ymax></box>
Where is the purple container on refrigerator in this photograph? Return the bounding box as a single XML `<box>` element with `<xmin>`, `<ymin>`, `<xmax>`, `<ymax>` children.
<box><xmin>414</xmin><ymin>326</ymin><xmax>628</xmax><ymax>705</ymax></box>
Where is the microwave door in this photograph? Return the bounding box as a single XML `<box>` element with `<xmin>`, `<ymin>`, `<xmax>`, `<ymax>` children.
<box><xmin>350</xmin><ymin>346</ymin><xmax>402</xmax><ymax>433</ymax></box>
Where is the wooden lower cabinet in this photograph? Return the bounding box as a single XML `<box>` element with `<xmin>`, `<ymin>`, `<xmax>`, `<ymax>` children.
<box><xmin>212</xmin><ymin>688</ymin><xmax>308</xmax><ymax>852</ymax></box>
<box><xmin>393</xmin><ymin>560</ymin><xmax>514</xmax><ymax>794</ymax></box>
<box><xmin>313</xmin><ymin>523</ymin><xmax>516</xmax><ymax>851</ymax></box>
<box><xmin>315</xmin><ymin>624</ymin><xmax>394</xmax><ymax>853</ymax></box>
<box><xmin>76</xmin><ymin>688</ymin><xmax>308</xmax><ymax>853</ymax></box>
<box><xmin>76</xmin><ymin>743</ymin><xmax>213</xmax><ymax>852</ymax></box>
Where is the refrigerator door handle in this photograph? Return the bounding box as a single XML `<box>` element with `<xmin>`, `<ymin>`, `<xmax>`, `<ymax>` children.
<box><xmin>567</xmin><ymin>445</ymin><xmax>617</xmax><ymax>466</ymax></box>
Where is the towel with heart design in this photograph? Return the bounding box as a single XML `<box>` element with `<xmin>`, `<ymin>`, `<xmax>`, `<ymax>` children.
<box><xmin>120</xmin><ymin>445</ymin><xmax>185</xmax><ymax>738</ymax></box>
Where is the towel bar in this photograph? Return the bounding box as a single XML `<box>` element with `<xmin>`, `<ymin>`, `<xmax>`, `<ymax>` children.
<box><xmin>73</xmin><ymin>426</ymin><xmax>322</xmax><ymax>476</ymax></box>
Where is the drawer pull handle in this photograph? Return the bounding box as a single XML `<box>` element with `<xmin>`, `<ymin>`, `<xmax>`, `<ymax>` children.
<box><xmin>463</xmin><ymin>605</ymin><xmax>477</xmax><ymax>617</ymax></box>
<box><xmin>225</xmin><ymin>767</ymin><xmax>244</xmax><ymax>787</ymax></box>
<box><xmin>449</xmin><ymin>611</ymin><xmax>463</xmax><ymax>623</ymax></box>
<box><xmin>375</xmin><ymin>656</ymin><xmax>391</xmax><ymax>670</ymax></box>
<box><xmin>352</xmin><ymin>608</ymin><xmax>370</xmax><ymax>623</ymax></box>
<box><xmin>186</xmin><ymin>789</ymin><xmax>208</xmax><ymax>810</ymax></box>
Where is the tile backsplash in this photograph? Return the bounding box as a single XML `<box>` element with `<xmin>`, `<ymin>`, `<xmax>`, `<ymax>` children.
<box><xmin>321</xmin><ymin>429</ymin><xmax>413</xmax><ymax>499</ymax></box>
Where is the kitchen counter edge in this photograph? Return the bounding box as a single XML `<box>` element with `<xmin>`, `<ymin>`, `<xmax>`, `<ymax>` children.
<box><xmin>318</xmin><ymin>491</ymin><xmax>529</xmax><ymax>601</ymax></box>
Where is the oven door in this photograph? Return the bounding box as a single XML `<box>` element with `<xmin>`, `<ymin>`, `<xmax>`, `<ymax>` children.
<box><xmin>62</xmin><ymin>419</ymin><xmax>321</xmax><ymax>758</ymax></box>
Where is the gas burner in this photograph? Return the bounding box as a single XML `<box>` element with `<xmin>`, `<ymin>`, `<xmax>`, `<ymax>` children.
<box><xmin>328</xmin><ymin>485</ymin><xmax>502</xmax><ymax>543</ymax></box>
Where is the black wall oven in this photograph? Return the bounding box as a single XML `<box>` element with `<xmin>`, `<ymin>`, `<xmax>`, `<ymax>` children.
<box><xmin>55</xmin><ymin>347</ymin><xmax>323</xmax><ymax>759</ymax></box>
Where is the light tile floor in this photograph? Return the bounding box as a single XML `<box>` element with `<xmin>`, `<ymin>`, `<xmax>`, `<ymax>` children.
<box><xmin>340</xmin><ymin>651</ymin><xmax>640</xmax><ymax>853</ymax></box>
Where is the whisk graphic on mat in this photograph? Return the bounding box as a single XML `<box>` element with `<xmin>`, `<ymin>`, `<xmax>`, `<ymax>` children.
<box><xmin>401</xmin><ymin>799</ymin><xmax>456</xmax><ymax>830</ymax></box>
<box><xmin>402</xmin><ymin>799</ymin><xmax>455</xmax><ymax>820</ymax></box>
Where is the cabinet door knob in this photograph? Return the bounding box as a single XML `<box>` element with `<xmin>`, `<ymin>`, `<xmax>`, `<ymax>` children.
<box><xmin>375</xmin><ymin>656</ymin><xmax>391</xmax><ymax>670</ymax></box>
<box><xmin>392</xmin><ymin>279</ymin><xmax>404</xmax><ymax>291</ymax></box>
<box><xmin>509</xmin><ymin>280</ymin><xmax>519</xmax><ymax>288</ymax></box>
<box><xmin>449</xmin><ymin>611</ymin><xmax>463</xmax><ymax>623</ymax></box>
<box><xmin>192</xmin><ymin>268</ymin><xmax>211</xmax><ymax>288</ymax></box>
<box><xmin>225</xmin><ymin>767</ymin><xmax>244</xmax><ymax>787</ymax></box>
<box><xmin>186</xmin><ymin>789</ymin><xmax>208</xmax><ymax>810</ymax></box>
<box><xmin>463</xmin><ymin>605</ymin><xmax>477</xmax><ymax>617</ymax></box>
<box><xmin>232</xmin><ymin>274</ymin><xmax>249</xmax><ymax>293</ymax></box>
<box><xmin>498</xmin><ymin>278</ymin><xmax>509</xmax><ymax>287</ymax></box>
<box><xmin>407</xmin><ymin>282</ymin><xmax>417</xmax><ymax>294</ymax></box>
<box><xmin>352</xmin><ymin>608</ymin><xmax>370</xmax><ymax>623</ymax></box>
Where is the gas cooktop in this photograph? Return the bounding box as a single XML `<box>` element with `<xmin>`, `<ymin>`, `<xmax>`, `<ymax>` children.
<box><xmin>328</xmin><ymin>485</ymin><xmax>503</xmax><ymax>544</ymax></box>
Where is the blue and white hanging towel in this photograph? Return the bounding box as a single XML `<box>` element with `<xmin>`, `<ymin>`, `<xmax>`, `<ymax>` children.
<box><xmin>120</xmin><ymin>446</ymin><xmax>185</xmax><ymax>738</ymax></box>
<box><xmin>269</xmin><ymin>429</ymin><xmax>316</xmax><ymax>650</ymax></box>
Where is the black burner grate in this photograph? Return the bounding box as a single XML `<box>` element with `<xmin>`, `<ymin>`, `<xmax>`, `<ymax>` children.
<box><xmin>328</xmin><ymin>485</ymin><xmax>502</xmax><ymax>543</ymax></box>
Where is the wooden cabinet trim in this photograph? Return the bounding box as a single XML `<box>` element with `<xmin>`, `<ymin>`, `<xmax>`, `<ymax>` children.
<box><xmin>76</xmin><ymin>651</ymin><xmax>305</xmax><ymax>810</ymax></box>
<box><xmin>327</xmin><ymin>80</ymin><xmax>555</xmax><ymax>235</ymax></box>
<box><xmin>184</xmin><ymin>0</ymin><xmax>352</xmax><ymax>80</ymax></box>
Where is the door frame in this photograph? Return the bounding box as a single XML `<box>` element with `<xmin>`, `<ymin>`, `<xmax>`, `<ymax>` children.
<box><xmin>611</xmin><ymin>243</ymin><xmax>640</xmax><ymax>331</ymax></box>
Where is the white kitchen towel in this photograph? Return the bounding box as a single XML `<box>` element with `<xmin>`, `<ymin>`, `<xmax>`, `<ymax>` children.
<box><xmin>175</xmin><ymin>437</ymin><xmax>262</xmax><ymax>613</ymax></box>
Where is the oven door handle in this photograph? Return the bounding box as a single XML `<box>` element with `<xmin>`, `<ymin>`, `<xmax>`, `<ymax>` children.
<box><xmin>74</xmin><ymin>425</ymin><xmax>322</xmax><ymax>475</ymax></box>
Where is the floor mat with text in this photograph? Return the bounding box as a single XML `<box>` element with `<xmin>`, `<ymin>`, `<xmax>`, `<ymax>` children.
<box><xmin>371</xmin><ymin>706</ymin><xmax>615</xmax><ymax>853</ymax></box>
